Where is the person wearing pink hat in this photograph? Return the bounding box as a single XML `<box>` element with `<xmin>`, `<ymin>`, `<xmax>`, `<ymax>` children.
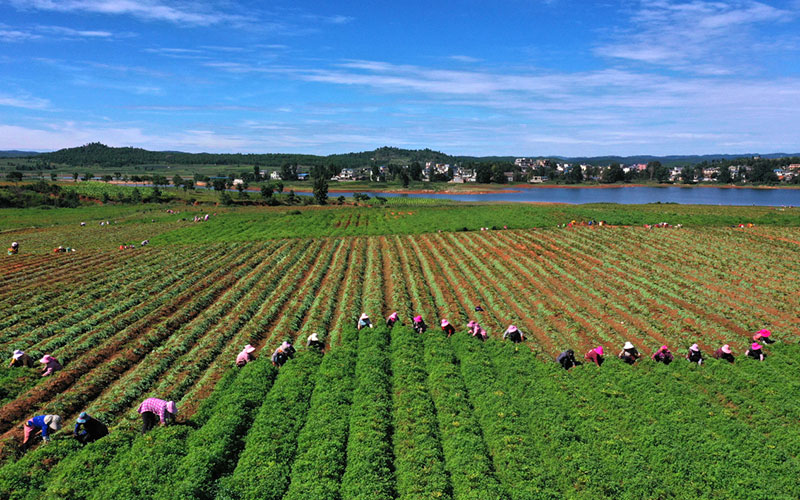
<box><xmin>502</xmin><ymin>325</ymin><xmax>524</xmax><ymax>344</ymax></box>
<box><xmin>236</xmin><ymin>344</ymin><xmax>257</xmax><ymax>367</ymax></box>
<box><xmin>39</xmin><ymin>354</ymin><xmax>62</xmax><ymax>377</ymax></box>
<box><xmin>652</xmin><ymin>345</ymin><xmax>673</xmax><ymax>365</ymax></box>
<box><xmin>467</xmin><ymin>321</ymin><xmax>487</xmax><ymax>341</ymax></box>
<box><xmin>9</xmin><ymin>349</ymin><xmax>34</xmax><ymax>368</ymax></box>
<box><xmin>745</xmin><ymin>342</ymin><xmax>766</xmax><ymax>361</ymax></box>
<box><xmin>618</xmin><ymin>342</ymin><xmax>641</xmax><ymax>365</ymax></box>
<box><xmin>386</xmin><ymin>312</ymin><xmax>399</xmax><ymax>328</ymax></box>
<box><xmin>137</xmin><ymin>398</ymin><xmax>177</xmax><ymax>434</ymax></box>
<box><xmin>752</xmin><ymin>329</ymin><xmax>775</xmax><ymax>345</ymax></box>
<box><xmin>441</xmin><ymin>319</ymin><xmax>456</xmax><ymax>338</ymax></box>
<box><xmin>412</xmin><ymin>315</ymin><xmax>428</xmax><ymax>334</ymax></box>
<box><xmin>713</xmin><ymin>344</ymin><xmax>735</xmax><ymax>363</ymax></box>
<box><xmin>686</xmin><ymin>344</ymin><xmax>704</xmax><ymax>365</ymax></box>
<box><xmin>584</xmin><ymin>346</ymin><xmax>604</xmax><ymax>366</ymax></box>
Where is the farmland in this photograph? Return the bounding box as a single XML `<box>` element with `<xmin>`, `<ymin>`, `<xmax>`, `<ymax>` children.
<box><xmin>1</xmin><ymin>202</ymin><xmax>799</xmax><ymax>499</ymax></box>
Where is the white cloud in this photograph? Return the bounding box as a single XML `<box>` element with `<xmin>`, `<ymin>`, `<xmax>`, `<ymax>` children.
<box><xmin>449</xmin><ymin>55</ymin><xmax>482</xmax><ymax>63</ymax></box>
<box><xmin>0</xmin><ymin>94</ymin><xmax>50</xmax><ymax>109</ymax></box>
<box><xmin>595</xmin><ymin>0</ymin><xmax>795</xmax><ymax>72</ymax></box>
<box><xmin>9</xmin><ymin>0</ymin><xmax>239</xmax><ymax>26</ymax></box>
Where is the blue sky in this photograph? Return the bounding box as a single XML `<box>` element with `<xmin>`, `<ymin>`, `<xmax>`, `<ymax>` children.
<box><xmin>1</xmin><ymin>0</ymin><xmax>799</xmax><ymax>156</ymax></box>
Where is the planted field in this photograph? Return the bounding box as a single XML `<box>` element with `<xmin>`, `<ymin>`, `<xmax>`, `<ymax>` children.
<box><xmin>1</xmin><ymin>216</ymin><xmax>799</xmax><ymax>499</ymax></box>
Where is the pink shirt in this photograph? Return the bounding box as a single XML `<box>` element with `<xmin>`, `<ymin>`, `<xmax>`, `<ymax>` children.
<box><xmin>236</xmin><ymin>351</ymin><xmax>253</xmax><ymax>366</ymax></box>
<box><xmin>41</xmin><ymin>359</ymin><xmax>62</xmax><ymax>377</ymax></box>
<box><xmin>138</xmin><ymin>398</ymin><xmax>172</xmax><ymax>423</ymax></box>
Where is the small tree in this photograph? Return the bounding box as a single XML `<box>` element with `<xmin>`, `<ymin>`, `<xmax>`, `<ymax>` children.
<box><xmin>151</xmin><ymin>186</ymin><xmax>162</xmax><ymax>201</ymax></box>
<box><xmin>172</xmin><ymin>174</ymin><xmax>184</xmax><ymax>188</ymax></box>
<box><xmin>102</xmin><ymin>175</ymin><xmax>113</xmax><ymax>182</ymax></box>
<box><xmin>101</xmin><ymin>192</ymin><xmax>110</xmax><ymax>204</ymax></box>
<box><xmin>287</xmin><ymin>189</ymin><xmax>298</xmax><ymax>204</ymax></box>
<box><xmin>182</xmin><ymin>179</ymin><xmax>194</xmax><ymax>191</ymax></box>
<box><xmin>50</xmin><ymin>172</ymin><xmax>58</xmax><ymax>181</ymax></box>
<box><xmin>220</xmin><ymin>191</ymin><xmax>234</xmax><ymax>205</ymax></box>
<box><xmin>81</xmin><ymin>172</ymin><xmax>93</xmax><ymax>181</ymax></box>
<box><xmin>253</xmin><ymin>165</ymin><xmax>261</xmax><ymax>181</ymax></box>
<box><xmin>237</xmin><ymin>182</ymin><xmax>245</xmax><ymax>198</ymax></box>
<box><xmin>6</xmin><ymin>171</ymin><xmax>23</xmax><ymax>182</ymax></box>
<box><xmin>131</xmin><ymin>187</ymin><xmax>142</xmax><ymax>203</ymax></box>
<box><xmin>261</xmin><ymin>183</ymin><xmax>274</xmax><ymax>200</ymax></box>
<box><xmin>312</xmin><ymin>166</ymin><xmax>328</xmax><ymax>205</ymax></box>
<box><xmin>72</xmin><ymin>172</ymin><xmax>79</xmax><ymax>181</ymax></box>
<box><xmin>275</xmin><ymin>181</ymin><xmax>284</xmax><ymax>194</ymax></box>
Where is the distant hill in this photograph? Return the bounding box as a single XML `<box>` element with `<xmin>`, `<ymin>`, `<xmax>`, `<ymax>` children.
<box><xmin>558</xmin><ymin>153</ymin><xmax>800</xmax><ymax>168</ymax></box>
<box><xmin>0</xmin><ymin>150</ymin><xmax>41</xmax><ymax>158</ymax></box>
<box><xmin>24</xmin><ymin>143</ymin><xmax>800</xmax><ymax>169</ymax></box>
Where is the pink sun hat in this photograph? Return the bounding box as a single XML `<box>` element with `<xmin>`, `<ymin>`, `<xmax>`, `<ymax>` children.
<box><xmin>441</xmin><ymin>319</ymin><xmax>449</xmax><ymax>327</ymax></box>
<box><xmin>39</xmin><ymin>354</ymin><xmax>54</xmax><ymax>364</ymax></box>
<box><xmin>467</xmin><ymin>320</ymin><xmax>476</xmax><ymax>328</ymax></box>
<box><xmin>166</xmin><ymin>401</ymin><xmax>177</xmax><ymax>414</ymax></box>
<box><xmin>757</xmin><ymin>329</ymin><xmax>771</xmax><ymax>337</ymax></box>
<box><xmin>659</xmin><ymin>345</ymin><xmax>669</xmax><ymax>352</ymax></box>
<box><xmin>689</xmin><ymin>344</ymin><xmax>699</xmax><ymax>351</ymax></box>
<box><xmin>243</xmin><ymin>344</ymin><xmax>256</xmax><ymax>353</ymax></box>
<box><xmin>594</xmin><ymin>346</ymin><xmax>604</xmax><ymax>356</ymax></box>
<box><xmin>721</xmin><ymin>344</ymin><xmax>732</xmax><ymax>354</ymax></box>
<box><xmin>413</xmin><ymin>315</ymin><xmax>422</xmax><ymax>322</ymax></box>
<box><xmin>751</xmin><ymin>342</ymin><xmax>762</xmax><ymax>350</ymax></box>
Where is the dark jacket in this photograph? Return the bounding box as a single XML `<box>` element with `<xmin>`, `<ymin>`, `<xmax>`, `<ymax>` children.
<box><xmin>713</xmin><ymin>348</ymin><xmax>735</xmax><ymax>363</ymax></box>
<box><xmin>74</xmin><ymin>416</ymin><xmax>109</xmax><ymax>441</ymax></box>
<box><xmin>556</xmin><ymin>350</ymin><xmax>579</xmax><ymax>370</ymax></box>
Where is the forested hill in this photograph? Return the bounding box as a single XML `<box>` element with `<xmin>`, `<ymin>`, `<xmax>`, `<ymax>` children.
<box><xmin>18</xmin><ymin>143</ymin><xmax>800</xmax><ymax>168</ymax></box>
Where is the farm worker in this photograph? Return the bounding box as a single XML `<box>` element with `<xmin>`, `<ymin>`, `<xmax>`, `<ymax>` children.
<box><xmin>753</xmin><ymin>329</ymin><xmax>775</xmax><ymax>344</ymax></box>
<box><xmin>23</xmin><ymin>414</ymin><xmax>62</xmax><ymax>448</ymax></box>
<box><xmin>119</xmin><ymin>245</ymin><xmax>125</xmax><ymax>250</ymax></box>
<box><xmin>618</xmin><ymin>342</ymin><xmax>641</xmax><ymax>365</ymax></box>
<box><xmin>283</xmin><ymin>341</ymin><xmax>296</xmax><ymax>357</ymax></box>
<box><xmin>686</xmin><ymin>344</ymin><xmax>704</xmax><ymax>365</ymax></box>
<box><xmin>474</xmin><ymin>306</ymin><xmax>484</xmax><ymax>312</ymax></box>
<box><xmin>746</xmin><ymin>343</ymin><xmax>765</xmax><ymax>361</ymax></box>
<box><xmin>651</xmin><ymin>345</ymin><xmax>674</xmax><ymax>365</ymax></box>
<box><xmin>386</xmin><ymin>312</ymin><xmax>399</xmax><ymax>328</ymax></box>
<box><xmin>306</xmin><ymin>332</ymin><xmax>324</xmax><ymax>352</ymax></box>
<box><xmin>8</xmin><ymin>241</ymin><xmax>19</xmax><ymax>255</ymax></box>
<box><xmin>141</xmin><ymin>240</ymin><xmax>149</xmax><ymax>246</ymax></box>
<box><xmin>441</xmin><ymin>319</ymin><xmax>456</xmax><ymax>338</ymax></box>
<box><xmin>357</xmin><ymin>313</ymin><xmax>373</xmax><ymax>330</ymax></box>
<box><xmin>468</xmin><ymin>320</ymin><xmax>487</xmax><ymax>341</ymax></box>
<box><xmin>9</xmin><ymin>350</ymin><xmax>34</xmax><ymax>368</ymax></box>
<box><xmin>73</xmin><ymin>412</ymin><xmax>108</xmax><ymax>445</ymax></box>
<box><xmin>137</xmin><ymin>398</ymin><xmax>177</xmax><ymax>434</ymax></box>
<box><xmin>412</xmin><ymin>315</ymin><xmax>428</xmax><ymax>334</ymax></box>
<box><xmin>503</xmin><ymin>325</ymin><xmax>524</xmax><ymax>343</ymax></box>
<box><xmin>556</xmin><ymin>349</ymin><xmax>581</xmax><ymax>370</ymax></box>
<box><xmin>713</xmin><ymin>344</ymin><xmax>735</xmax><ymax>363</ymax></box>
<box><xmin>39</xmin><ymin>354</ymin><xmax>62</xmax><ymax>377</ymax></box>
<box><xmin>271</xmin><ymin>347</ymin><xmax>288</xmax><ymax>367</ymax></box>
<box><xmin>584</xmin><ymin>346</ymin><xmax>604</xmax><ymax>366</ymax></box>
<box><xmin>280</xmin><ymin>341</ymin><xmax>296</xmax><ymax>359</ymax></box>
<box><xmin>236</xmin><ymin>344</ymin><xmax>256</xmax><ymax>367</ymax></box>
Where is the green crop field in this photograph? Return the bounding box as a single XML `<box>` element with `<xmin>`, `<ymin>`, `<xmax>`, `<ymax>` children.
<box><xmin>0</xmin><ymin>202</ymin><xmax>799</xmax><ymax>499</ymax></box>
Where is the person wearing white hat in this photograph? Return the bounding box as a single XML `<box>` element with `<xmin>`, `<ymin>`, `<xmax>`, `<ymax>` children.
<box><xmin>236</xmin><ymin>345</ymin><xmax>257</xmax><ymax>367</ymax></box>
<box><xmin>306</xmin><ymin>333</ymin><xmax>324</xmax><ymax>352</ymax></box>
<box><xmin>9</xmin><ymin>349</ymin><xmax>34</xmax><ymax>368</ymax></box>
<box><xmin>618</xmin><ymin>342</ymin><xmax>641</xmax><ymax>365</ymax></box>
<box><xmin>686</xmin><ymin>344</ymin><xmax>704</xmax><ymax>365</ymax></box>
<box><xmin>8</xmin><ymin>241</ymin><xmax>19</xmax><ymax>255</ymax></box>
<box><xmin>23</xmin><ymin>414</ymin><xmax>62</xmax><ymax>448</ymax></box>
<box><xmin>357</xmin><ymin>313</ymin><xmax>373</xmax><ymax>330</ymax></box>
